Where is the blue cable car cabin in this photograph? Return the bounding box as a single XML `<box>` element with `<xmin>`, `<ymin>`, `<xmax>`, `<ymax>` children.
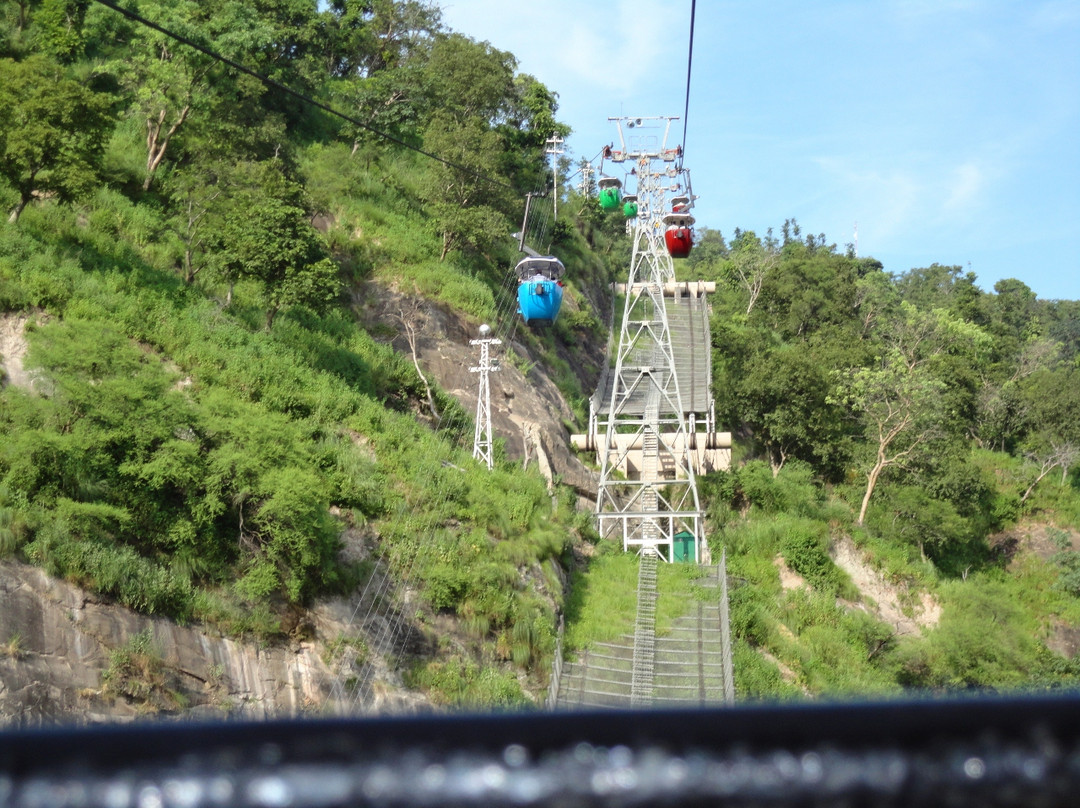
<box><xmin>515</xmin><ymin>256</ymin><xmax>566</xmax><ymax>324</ymax></box>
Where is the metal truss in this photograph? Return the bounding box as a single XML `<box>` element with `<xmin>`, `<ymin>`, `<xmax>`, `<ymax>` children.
<box><xmin>470</xmin><ymin>325</ymin><xmax>500</xmax><ymax>469</ymax></box>
<box><xmin>595</xmin><ymin>116</ymin><xmax>703</xmax><ymax>563</ymax></box>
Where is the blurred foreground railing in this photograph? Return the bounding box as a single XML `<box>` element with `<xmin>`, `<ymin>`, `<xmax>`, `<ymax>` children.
<box><xmin>5</xmin><ymin>694</ymin><xmax>1080</xmax><ymax>807</ymax></box>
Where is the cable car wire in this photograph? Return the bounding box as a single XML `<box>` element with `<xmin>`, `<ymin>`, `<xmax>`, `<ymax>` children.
<box><xmin>679</xmin><ymin>0</ymin><xmax>697</xmax><ymax>168</ymax></box>
<box><xmin>89</xmin><ymin>0</ymin><xmax>520</xmax><ymax>193</ymax></box>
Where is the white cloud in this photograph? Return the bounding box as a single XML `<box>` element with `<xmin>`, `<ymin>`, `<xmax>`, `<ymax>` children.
<box><xmin>439</xmin><ymin>0</ymin><xmax>684</xmax><ymax>98</ymax></box>
<box><xmin>941</xmin><ymin>161</ymin><xmax>984</xmax><ymax>216</ymax></box>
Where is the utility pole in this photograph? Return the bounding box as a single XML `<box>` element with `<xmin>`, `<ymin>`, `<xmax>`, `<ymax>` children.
<box><xmin>578</xmin><ymin>162</ymin><xmax>594</xmax><ymax>197</ymax></box>
<box><xmin>545</xmin><ymin>135</ymin><xmax>564</xmax><ymax>219</ymax></box>
<box><xmin>470</xmin><ymin>324</ymin><xmax>500</xmax><ymax>469</ymax></box>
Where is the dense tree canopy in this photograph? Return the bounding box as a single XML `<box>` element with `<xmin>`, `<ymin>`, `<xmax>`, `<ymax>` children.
<box><xmin>0</xmin><ymin>54</ymin><xmax>113</xmax><ymax>221</ymax></box>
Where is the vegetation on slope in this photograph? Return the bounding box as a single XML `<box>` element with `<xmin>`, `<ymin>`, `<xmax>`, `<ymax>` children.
<box><xmin>684</xmin><ymin>225</ymin><xmax>1080</xmax><ymax>698</ymax></box>
<box><xmin>0</xmin><ymin>0</ymin><xmax>615</xmax><ymax>708</ymax></box>
<box><xmin>2</xmin><ymin>0</ymin><xmax>1080</xmax><ymax>711</ymax></box>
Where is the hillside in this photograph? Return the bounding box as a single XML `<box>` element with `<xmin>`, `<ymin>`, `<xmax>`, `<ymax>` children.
<box><xmin>3</xmin><ymin>0</ymin><xmax>1080</xmax><ymax>725</ymax></box>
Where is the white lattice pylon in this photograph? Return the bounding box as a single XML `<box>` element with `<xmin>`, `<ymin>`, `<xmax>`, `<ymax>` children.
<box><xmin>470</xmin><ymin>324</ymin><xmax>501</xmax><ymax>469</ymax></box>
<box><xmin>595</xmin><ymin>116</ymin><xmax>702</xmax><ymax>561</ymax></box>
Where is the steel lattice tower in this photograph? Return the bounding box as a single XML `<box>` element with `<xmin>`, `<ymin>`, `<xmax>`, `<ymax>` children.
<box><xmin>594</xmin><ymin>116</ymin><xmax>704</xmax><ymax>562</ymax></box>
<box><xmin>470</xmin><ymin>324</ymin><xmax>500</xmax><ymax>469</ymax></box>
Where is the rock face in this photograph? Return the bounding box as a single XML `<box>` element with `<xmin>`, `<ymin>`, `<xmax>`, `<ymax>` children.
<box><xmin>0</xmin><ymin>560</ymin><xmax>369</xmax><ymax>726</ymax></box>
<box><xmin>358</xmin><ymin>284</ymin><xmax>603</xmax><ymax>499</ymax></box>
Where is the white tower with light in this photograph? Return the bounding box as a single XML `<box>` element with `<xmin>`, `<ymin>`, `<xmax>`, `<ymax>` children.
<box><xmin>470</xmin><ymin>324</ymin><xmax>500</xmax><ymax>469</ymax></box>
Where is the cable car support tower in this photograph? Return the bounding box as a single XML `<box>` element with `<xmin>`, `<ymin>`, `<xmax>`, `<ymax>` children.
<box><xmin>584</xmin><ymin>116</ymin><xmax>722</xmax><ymax>563</ymax></box>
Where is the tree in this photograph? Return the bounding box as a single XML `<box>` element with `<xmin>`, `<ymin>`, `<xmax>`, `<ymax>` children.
<box><xmin>833</xmin><ymin>304</ymin><xmax>990</xmax><ymax>525</ymax></box>
<box><xmin>754</xmin><ymin>238</ymin><xmax>861</xmax><ymax>340</ymax></box>
<box><xmin>108</xmin><ymin>0</ymin><xmax>214</xmax><ymax>191</ymax></box>
<box><xmin>32</xmin><ymin>0</ymin><xmax>88</xmax><ymax>62</ymax></box>
<box><xmin>1016</xmin><ymin>365</ymin><xmax>1080</xmax><ymax>501</ymax></box>
<box><xmin>336</xmin><ymin>61</ymin><xmax>427</xmax><ymax>157</ymax></box>
<box><xmin>112</xmin><ymin>0</ymin><xmax>296</xmax><ymax>191</ymax></box>
<box><xmin>424</xmin><ymin>33</ymin><xmax>516</xmax><ymax>125</ymax></box>
<box><xmin>985</xmin><ymin>278</ymin><xmax>1039</xmax><ymax>369</ymax></box>
<box><xmin>737</xmin><ymin>344</ymin><xmax>849</xmax><ymax>478</ymax></box>
<box><xmin>319</xmin><ymin>0</ymin><xmax>440</xmax><ymax>79</ymax></box>
<box><xmin>421</xmin><ymin>111</ymin><xmax>513</xmax><ymax>261</ymax></box>
<box><xmin>0</xmin><ymin>55</ymin><xmax>112</xmax><ymax>222</ymax></box>
<box><xmin>724</xmin><ymin>229</ymin><xmax>778</xmax><ymax>315</ymax></box>
<box><xmin>164</xmin><ymin>163</ymin><xmax>223</xmax><ymax>285</ymax></box>
<box><xmin>212</xmin><ymin>161</ymin><xmax>340</xmax><ymax>328</ymax></box>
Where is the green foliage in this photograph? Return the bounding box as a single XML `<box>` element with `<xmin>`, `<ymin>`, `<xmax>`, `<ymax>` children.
<box><xmin>0</xmin><ymin>54</ymin><xmax>113</xmax><ymax>221</ymax></box>
<box><xmin>25</xmin><ymin>499</ymin><xmax>195</xmax><ymax>618</ymax></box>
<box><xmin>780</xmin><ymin>520</ymin><xmax>853</xmax><ymax>598</ymax></box>
<box><xmin>210</xmin><ymin>160</ymin><xmax>341</xmax><ymax>327</ymax></box>
<box><xmin>864</xmin><ymin>485</ymin><xmax>986</xmax><ymax>577</ymax></box>
<box><xmin>737</xmin><ymin>461</ymin><xmax>825</xmax><ymax>516</ymax></box>
<box><xmin>405</xmin><ymin>655</ymin><xmax>530</xmax><ymax>710</ymax></box>
<box><xmin>732</xmin><ymin>640</ymin><xmax>798</xmax><ymax>701</ymax></box>
<box><xmin>4</xmin><ymin>0</ymin><xmax>1080</xmax><ymax>712</ymax></box>
<box><xmin>563</xmin><ymin>549</ymin><xmax>640</xmax><ymax>651</ymax></box>
<box><xmin>32</xmin><ymin>0</ymin><xmax>89</xmax><ymax>62</ymax></box>
<box><xmin>896</xmin><ymin>578</ymin><xmax>1040</xmax><ymax>690</ymax></box>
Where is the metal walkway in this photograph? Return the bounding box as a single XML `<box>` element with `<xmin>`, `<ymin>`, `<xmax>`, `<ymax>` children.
<box><xmin>591</xmin><ymin>285</ymin><xmax>713</xmax><ymax>420</ymax></box>
<box><xmin>551</xmin><ymin>559</ymin><xmax>735</xmax><ymax>709</ymax></box>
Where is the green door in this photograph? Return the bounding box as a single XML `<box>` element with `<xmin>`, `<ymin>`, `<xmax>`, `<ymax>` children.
<box><xmin>673</xmin><ymin>531</ymin><xmax>695</xmax><ymax>563</ymax></box>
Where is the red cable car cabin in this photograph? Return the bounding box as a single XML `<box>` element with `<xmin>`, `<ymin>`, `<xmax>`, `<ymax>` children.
<box><xmin>665</xmin><ymin>226</ymin><xmax>693</xmax><ymax>258</ymax></box>
<box><xmin>662</xmin><ymin>210</ymin><xmax>695</xmax><ymax>259</ymax></box>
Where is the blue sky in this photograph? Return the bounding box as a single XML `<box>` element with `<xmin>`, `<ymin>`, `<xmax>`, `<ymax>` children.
<box><xmin>437</xmin><ymin>0</ymin><xmax>1080</xmax><ymax>301</ymax></box>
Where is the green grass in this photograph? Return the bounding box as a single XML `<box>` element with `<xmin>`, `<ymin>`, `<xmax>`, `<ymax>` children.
<box><xmin>563</xmin><ymin>545</ymin><xmax>725</xmax><ymax>653</ymax></box>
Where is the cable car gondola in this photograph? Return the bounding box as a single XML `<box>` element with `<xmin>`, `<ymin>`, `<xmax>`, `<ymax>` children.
<box><xmin>515</xmin><ymin>256</ymin><xmax>565</xmax><ymax>325</ymax></box>
<box><xmin>598</xmin><ymin>177</ymin><xmax>622</xmax><ymax>211</ymax></box>
<box><xmin>663</xmin><ymin>210</ymin><xmax>695</xmax><ymax>259</ymax></box>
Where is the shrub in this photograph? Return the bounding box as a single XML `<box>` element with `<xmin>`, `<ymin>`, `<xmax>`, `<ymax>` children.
<box><xmin>779</xmin><ymin>517</ymin><xmax>852</xmax><ymax>598</ymax></box>
<box><xmin>101</xmin><ymin>629</ymin><xmax>184</xmax><ymax>712</ymax></box>
<box><xmin>405</xmin><ymin>656</ymin><xmax>530</xmax><ymax>710</ymax></box>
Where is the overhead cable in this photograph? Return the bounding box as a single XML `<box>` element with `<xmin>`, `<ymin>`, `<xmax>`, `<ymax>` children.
<box><xmin>679</xmin><ymin>0</ymin><xmax>697</xmax><ymax>167</ymax></box>
<box><xmin>89</xmin><ymin>0</ymin><xmax>518</xmax><ymax>192</ymax></box>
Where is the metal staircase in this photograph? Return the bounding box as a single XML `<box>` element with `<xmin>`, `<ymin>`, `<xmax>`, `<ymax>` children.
<box><xmin>630</xmin><ymin>550</ymin><xmax>658</xmax><ymax>706</ymax></box>
<box><xmin>551</xmin><ymin>560</ymin><xmax>735</xmax><ymax>709</ymax></box>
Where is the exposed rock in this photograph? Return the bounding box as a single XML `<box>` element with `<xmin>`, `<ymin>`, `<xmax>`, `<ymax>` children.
<box><xmin>0</xmin><ymin>283</ymin><xmax>599</xmax><ymax>727</ymax></box>
<box><xmin>773</xmin><ymin>554</ymin><xmax>807</xmax><ymax>591</ymax></box>
<box><xmin>831</xmin><ymin>536</ymin><xmax>941</xmax><ymax>636</ymax></box>
<box><xmin>355</xmin><ymin>284</ymin><xmax>601</xmax><ymax>500</ymax></box>
<box><xmin>0</xmin><ymin>311</ymin><xmax>35</xmax><ymax>390</ymax></box>
<box><xmin>0</xmin><ymin>560</ymin><xmax>424</xmax><ymax>727</ymax></box>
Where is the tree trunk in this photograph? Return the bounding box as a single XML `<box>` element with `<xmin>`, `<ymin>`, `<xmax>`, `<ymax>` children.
<box><xmin>143</xmin><ymin>104</ymin><xmax>190</xmax><ymax>191</ymax></box>
<box><xmin>1022</xmin><ymin>464</ymin><xmax>1057</xmax><ymax>504</ymax></box>
<box><xmin>397</xmin><ymin>307</ymin><xmax>439</xmax><ymax>419</ymax></box>
<box><xmin>857</xmin><ymin>462</ymin><xmax>884</xmax><ymax>525</ymax></box>
<box><xmin>769</xmin><ymin>445</ymin><xmax>787</xmax><ymax>478</ymax></box>
<box><xmin>183</xmin><ymin>247</ymin><xmax>196</xmax><ymax>284</ymax></box>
